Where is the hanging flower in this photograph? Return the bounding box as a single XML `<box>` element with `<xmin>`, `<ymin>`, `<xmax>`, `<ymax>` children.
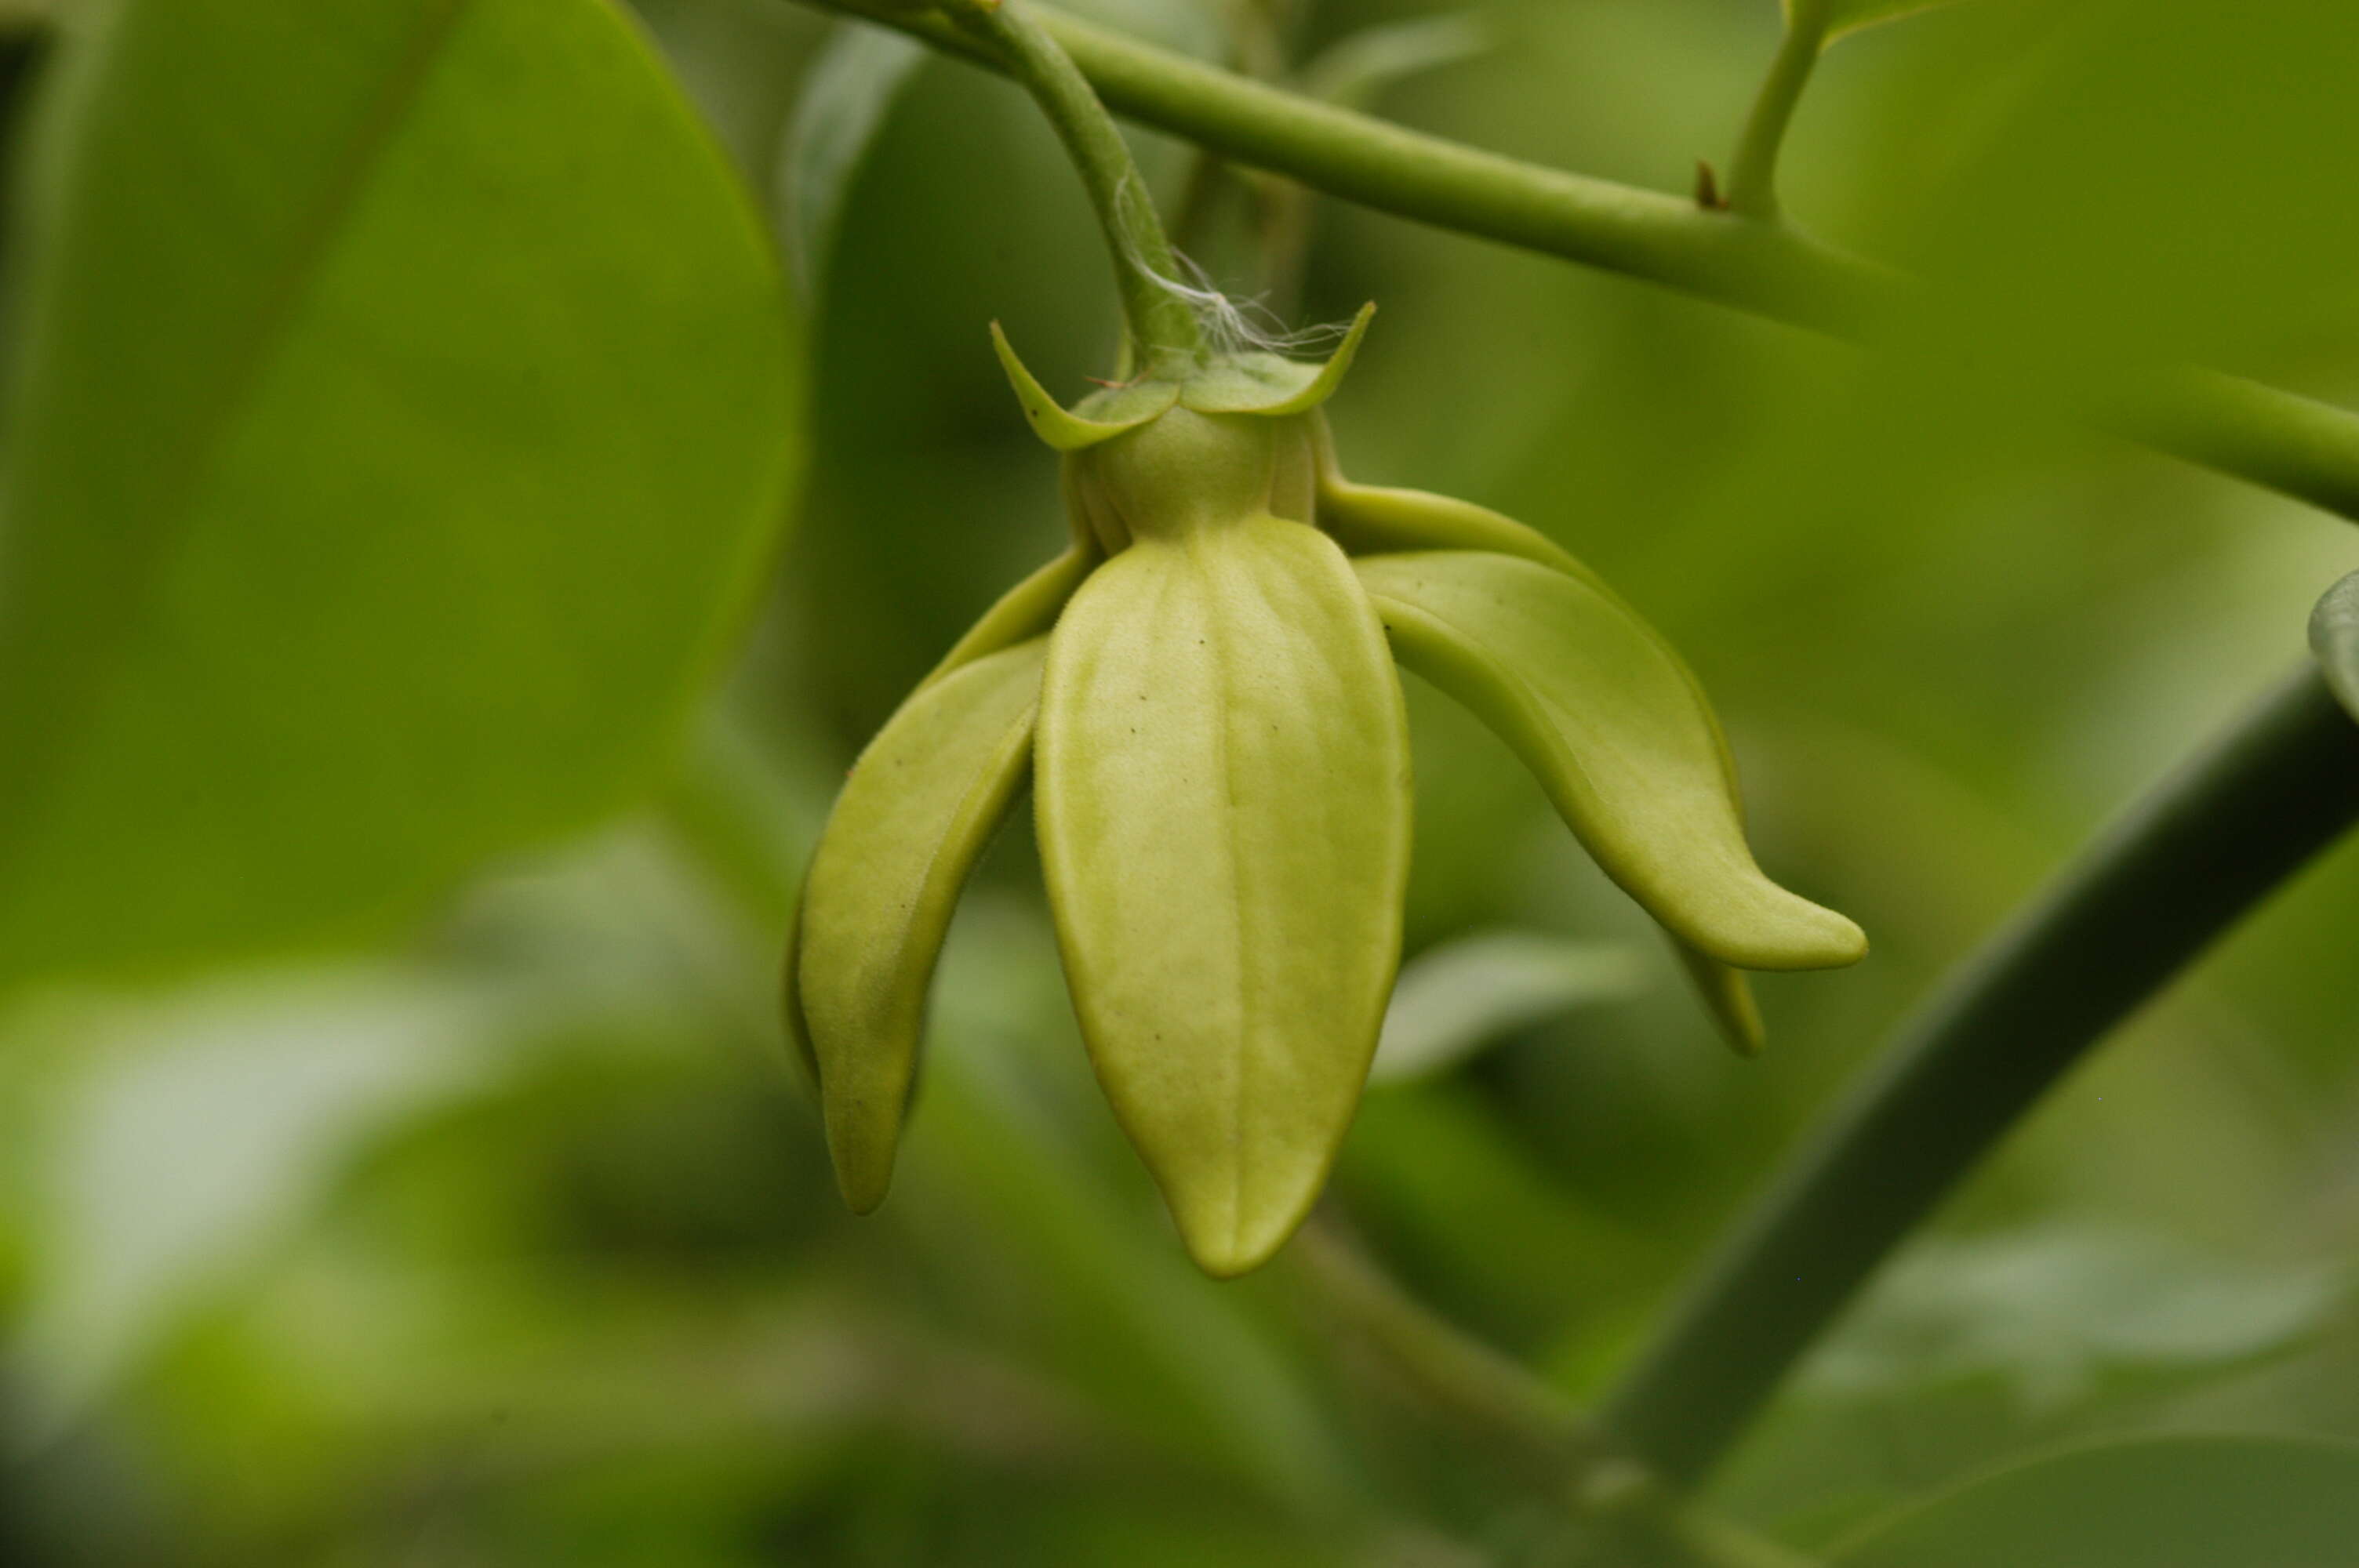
<box><xmin>786</xmin><ymin>310</ymin><xmax>1864</xmax><ymax>1276</ymax></box>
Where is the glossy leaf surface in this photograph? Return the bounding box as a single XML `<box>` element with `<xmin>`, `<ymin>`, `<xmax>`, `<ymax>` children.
<box><xmin>1354</xmin><ymin>551</ymin><xmax>1863</xmax><ymax>971</ymax></box>
<box><xmin>0</xmin><ymin>0</ymin><xmax>795</xmax><ymax>996</ymax></box>
<box><xmin>1830</xmin><ymin>1434</ymin><xmax>2359</xmax><ymax>1567</ymax></box>
<box><xmin>798</xmin><ymin>638</ymin><xmax>1044</xmax><ymax>1213</ymax></box>
<box><xmin>1036</xmin><ymin>517</ymin><xmax>1410</xmax><ymax>1276</ymax></box>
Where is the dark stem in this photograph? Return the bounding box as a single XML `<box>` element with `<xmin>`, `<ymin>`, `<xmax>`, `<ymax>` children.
<box><xmin>1601</xmin><ymin>662</ymin><xmax>2359</xmax><ymax>1484</ymax></box>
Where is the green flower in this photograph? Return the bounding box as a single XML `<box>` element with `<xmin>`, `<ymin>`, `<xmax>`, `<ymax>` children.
<box><xmin>786</xmin><ymin>309</ymin><xmax>1865</xmax><ymax>1277</ymax></box>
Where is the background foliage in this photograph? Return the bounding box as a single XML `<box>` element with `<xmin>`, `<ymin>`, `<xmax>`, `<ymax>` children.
<box><xmin>2</xmin><ymin>0</ymin><xmax>2357</xmax><ymax>1562</ymax></box>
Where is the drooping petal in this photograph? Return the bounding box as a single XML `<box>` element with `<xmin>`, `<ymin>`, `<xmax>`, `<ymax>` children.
<box><xmin>918</xmin><ymin>546</ymin><xmax>1095</xmax><ymax>693</ymax></box>
<box><xmin>1670</xmin><ymin>935</ymin><xmax>1767</xmax><ymax>1056</ymax></box>
<box><xmin>780</xmin><ymin>883</ymin><xmax>821</xmax><ymax>1087</ymax></box>
<box><xmin>1354</xmin><ymin>550</ymin><xmax>1865</xmax><ymax>975</ymax></box>
<box><xmin>1323</xmin><ymin>483</ymin><xmax>1805</xmax><ymax>1051</ymax></box>
<box><xmin>798</xmin><ymin>637</ymin><xmax>1045</xmax><ymax>1212</ymax></box>
<box><xmin>1036</xmin><ymin>517</ymin><xmax>1411</xmax><ymax>1276</ymax></box>
<box><xmin>1316</xmin><ymin>454</ymin><xmax>1589</xmax><ymax>576</ymax></box>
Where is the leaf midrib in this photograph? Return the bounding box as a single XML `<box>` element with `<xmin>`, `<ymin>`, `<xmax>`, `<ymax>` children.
<box><xmin>2</xmin><ymin>0</ymin><xmax>480</xmax><ymax>859</ymax></box>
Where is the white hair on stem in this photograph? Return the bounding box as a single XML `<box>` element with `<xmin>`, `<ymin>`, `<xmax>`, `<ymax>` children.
<box><xmin>1147</xmin><ymin>251</ymin><xmax>1353</xmax><ymax>360</ymax></box>
<box><xmin>1111</xmin><ymin>172</ymin><xmax>1350</xmax><ymax>361</ymax></box>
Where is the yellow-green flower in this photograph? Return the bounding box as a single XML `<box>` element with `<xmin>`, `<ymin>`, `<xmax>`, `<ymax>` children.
<box><xmin>786</xmin><ymin>310</ymin><xmax>1864</xmax><ymax>1277</ymax></box>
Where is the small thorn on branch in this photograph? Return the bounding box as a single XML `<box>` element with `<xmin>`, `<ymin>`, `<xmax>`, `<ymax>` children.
<box><xmin>1693</xmin><ymin>160</ymin><xmax>1727</xmax><ymax>212</ymax></box>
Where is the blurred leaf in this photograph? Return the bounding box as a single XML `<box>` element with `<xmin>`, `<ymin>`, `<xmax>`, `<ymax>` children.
<box><xmin>2309</xmin><ymin>572</ymin><xmax>2359</xmax><ymax>724</ymax></box>
<box><xmin>1829</xmin><ymin>1433</ymin><xmax>2359</xmax><ymax>1566</ymax></box>
<box><xmin>1885</xmin><ymin>0</ymin><xmax>2359</xmax><ymax>412</ymax></box>
<box><xmin>1061</xmin><ymin>0</ymin><xmax>1225</xmax><ymax>61</ymax></box>
<box><xmin>1818</xmin><ymin>0</ymin><xmax>1968</xmax><ymax>43</ymax></box>
<box><xmin>9</xmin><ymin>968</ymin><xmax>511</xmax><ymax>1424</ymax></box>
<box><xmin>0</xmin><ymin>0</ymin><xmax>798</xmax><ymax>998</ymax></box>
<box><xmin>1369</xmin><ymin>930</ymin><xmax>1643</xmax><ymax>1085</ymax></box>
<box><xmin>1801</xmin><ymin>1225</ymin><xmax>2346</xmax><ymax>1415</ymax></box>
<box><xmin>781</xmin><ymin>20</ymin><xmax>926</xmax><ymax>301</ymax></box>
<box><xmin>1299</xmin><ymin>13</ymin><xmax>1489</xmax><ymax>111</ymax></box>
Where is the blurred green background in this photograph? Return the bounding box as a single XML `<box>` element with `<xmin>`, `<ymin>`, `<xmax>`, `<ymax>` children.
<box><xmin>5</xmin><ymin>0</ymin><xmax>2359</xmax><ymax>1562</ymax></box>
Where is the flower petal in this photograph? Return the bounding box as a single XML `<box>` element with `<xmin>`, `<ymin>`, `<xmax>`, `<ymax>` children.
<box><xmin>1354</xmin><ymin>550</ymin><xmax>1865</xmax><ymax>975</ymax></box>
<box><xmin>1036</xmin><ymin>517</ymin><xmax>1411</xmax><ymax>1276</ymax></box>
<box><xmin>1315</xmin><ymin>445</ymin><xmax>1587</xmax><ymax>575</ymax></box>
<box><xmin>798</xmin><ymin>637</ymin><xmax>1045</xmax><ymax>1213</ymax></box>
<box><xmin>918</xmin><ymin>546</ymin><xmax>1094</xmax><ymax>694</ymax></box>
<box><xmin>780</xmin><ymin>883</ymin><xmax>821</xmax><ymax>1086</ymax></box>
<box><xmin>1670</xmin><ymin>935</ymin><xmax>1767</xmax><ymax>1056</ymax></box>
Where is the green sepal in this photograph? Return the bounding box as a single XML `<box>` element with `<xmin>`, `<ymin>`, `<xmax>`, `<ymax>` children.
<box><xmin>2307</xmin><ymin>568</ymin><xmax>2359</xmax><ymax>723</ymax></box>
<box><xmin>1070</xmin><ymin>377</ymin><xmax>1186</xmax><ymax>428</ymax></box>
<box><xmin>798</xmin><ymin>637</ymin><xmax>1045</xmax><ymax>1213</ymax></box>
<box><xmin>992</xmin><ymin>321</ymin><xmax>1174</xmax><ymax>450</ymax></box>
<box><xmin>1355</xmin><ymin>550</ymin><xmax>1865</xmax><ymax>975</ymax></box>
<box><xmin>1035</xmin><ymin>516</ymin><xmax>1411</xmax><ymax>1276</ymax></box>
<box><xmin>1180</xmin><ymin>303</ymin><xmax>1376</xmax><ymax>416</ymax></box>
<box><xmin>918</xmin><ymin>544</ymin><xmax>1097</xmax><ymax>695</ymax></box>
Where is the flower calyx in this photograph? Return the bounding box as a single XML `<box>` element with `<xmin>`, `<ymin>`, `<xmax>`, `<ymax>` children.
<box><xmin>787</xmin><ymin>303</ymin><xmax>1865</xmax><ymax>1279</ymax></box>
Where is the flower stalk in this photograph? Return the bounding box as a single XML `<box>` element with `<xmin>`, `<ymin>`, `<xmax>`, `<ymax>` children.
<box><xmin>941</xmin><ymin>0</ymin><xmax>1201</xmax><ymax>372</ymax></box>
<box><xmin>1722</xmin><ymin>0</ymin><xmax>1832</xmax><ymax>220</ymax></box>
<box><xmin>787</xmin><ymin>0</ymin><xmax>2359</xmax><ymax>527</ymax></box>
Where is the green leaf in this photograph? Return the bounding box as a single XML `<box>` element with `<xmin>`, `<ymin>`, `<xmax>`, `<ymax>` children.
<box><xmin>1369</xmin><ymin>930</ymin><xmax>1643</xmax><ymax>1085</ymax></box>
<box><xmin>2309</xmin><ymin>570</ymin><xmax>2359</xmax><ymax>724</ymax></box>
<box><xmin>1035</xmin><ymin>518</ymin><xmax>1410</xmax><ymax>1277</ymax></box>
<box><xmin>13</xmin><ymin>966</ymin><xmax>506</xmax><ymax>1422</ymax></box>
<box><xmin>1354</xmin><ymin>551</ymin><xmax>1864</xmax><ymax>974</ymax></box>
<box><xmin>780</xmin><ymin>20</ymin><xmax>926</xmax><ymax>302</ymax></box>
<box><xmin>0</xmin><ymin>0</ymin><xmax>794</xmax><ymax>998</ymax></box>
<box><xmin>796</xmin><ymin>638</ymin><xmax>1045</xmax><ymax>1214</ymax></box>
<box><xmin>1829</xmin><ymin>1434</ymin><xmax>2359</xmax><ymax>1566</ymax></box>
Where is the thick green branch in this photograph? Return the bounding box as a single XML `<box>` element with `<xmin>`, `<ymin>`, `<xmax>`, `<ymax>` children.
<box><xmin>1599</xmin><ymin>664</ymin><xmax>2359</xmax><ymax>1484</ymax></box>
<box><xmin>791</xmin><ymin>0</ymin><xmax>2359</xmax><ymax>523</ymax></box>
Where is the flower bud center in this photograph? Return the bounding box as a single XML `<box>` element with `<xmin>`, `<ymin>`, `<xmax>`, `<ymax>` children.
<box><xmin>1069</xmin><ymin>405</ymin><xmax>1317</xmax><ymax>550</ymax></box>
